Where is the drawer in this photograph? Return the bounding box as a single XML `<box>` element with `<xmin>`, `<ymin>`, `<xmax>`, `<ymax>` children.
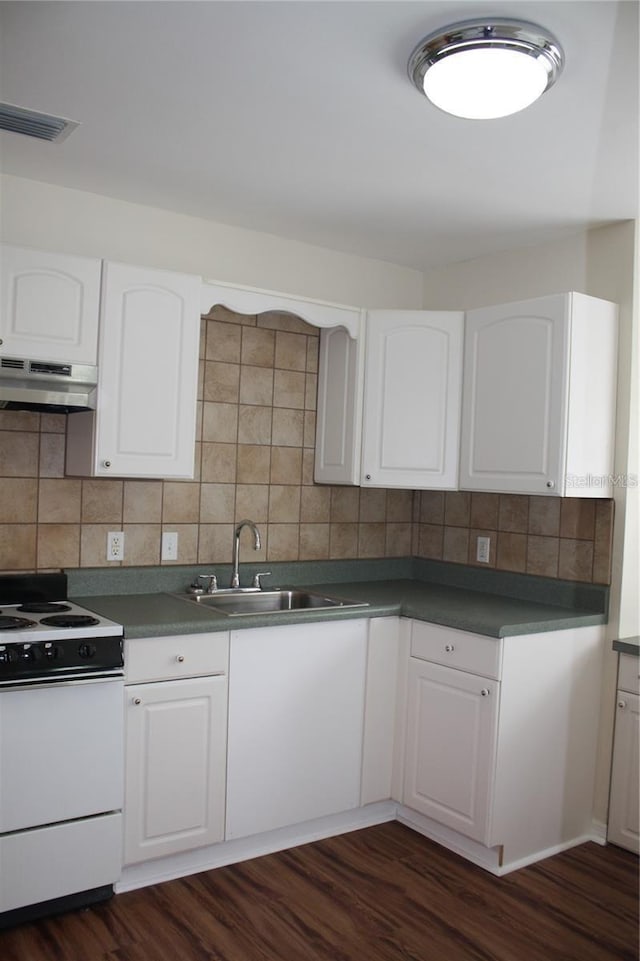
<box><xmin>618</xmin><ymin>653</ymin><xmax>640</xmax><ymax>695</ymax></box>
<box><xmin>410</xmin><ymin>620</ymin><xmax>502</xmax><ymax>680</ymax></box>
<box><xmin>125</xmin><ymin>632</ymin><xmax>229</xmax><ymax>683</ymax></box>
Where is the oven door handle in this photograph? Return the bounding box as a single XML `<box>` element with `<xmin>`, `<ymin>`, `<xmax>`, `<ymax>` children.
<box><xmin>0</xmin><ymin>673</ymin><xmax>124</xmax><ymax>692</ymax></box>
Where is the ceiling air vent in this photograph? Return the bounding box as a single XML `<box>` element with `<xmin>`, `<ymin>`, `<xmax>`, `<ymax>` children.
<box><xmin>0</xmin><ymin>102</ymin><xmax>79</xmax><ymax>142</ymax></box>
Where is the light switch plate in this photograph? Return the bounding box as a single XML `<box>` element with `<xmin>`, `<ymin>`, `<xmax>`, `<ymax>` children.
<box><xmin>162</xmin><ymin>531</ymin><xmax>179</xmax><ymax>561</ymax></box>
<box><xmin>476</xmin><ymin>535</ymin><xmax>491</xmax><ymax>564</ymax></box>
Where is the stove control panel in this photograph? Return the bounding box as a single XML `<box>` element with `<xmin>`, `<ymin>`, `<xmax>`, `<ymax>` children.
<box><xmin>0</xmin><ymin>636</ymin><xmax>124</xmax><ymax>684</ymax></box>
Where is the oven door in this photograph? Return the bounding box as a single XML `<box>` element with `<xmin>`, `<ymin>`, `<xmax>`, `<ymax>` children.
<box><xmin>0</xmin><ymin>677</ymin><xmax>124</xmax><ymax>833</ymax></box>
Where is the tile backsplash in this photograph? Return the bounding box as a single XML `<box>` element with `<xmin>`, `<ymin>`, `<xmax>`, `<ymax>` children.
<box><xmin>0</xmin><ymin>309</ymin><xmax>613</xmax><ymax>584</ymax></box>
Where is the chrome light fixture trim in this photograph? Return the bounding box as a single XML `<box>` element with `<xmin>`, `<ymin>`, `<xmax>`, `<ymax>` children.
<box><xmin>408</xmin><ymin>19</ymin><xmax>564</xmax><ymax>119</ymax></box>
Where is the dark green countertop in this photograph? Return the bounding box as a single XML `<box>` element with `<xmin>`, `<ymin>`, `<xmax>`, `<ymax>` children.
<box><xmin>74</xmin><ymin>577</ymin><xmax>607</xmax><ymax>640</ymax></box>
<box><xmin>613</xmin><ymin>635</ymin><xmax>640</xmax><ymax>656</ymax></box>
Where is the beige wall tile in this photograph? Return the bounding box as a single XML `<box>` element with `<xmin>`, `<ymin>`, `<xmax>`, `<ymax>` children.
<box><xmin>386</xmin><ymin>523</ymin><xmax>412</xmax><ymax>556</ymax></box>
<box><xmin>40</xmin><ymin>413</ymin><xmax>66</xmax><ymax>434</ymax></box>
<box><xmin>239</xmin><ymin>366</ymin><xmax>274</xmax><ymax>406</ymax></box>
<box><xmin>469</xmin><ymin>493</ymin><xmax>499</xmax><ymax>530</ymax></box>
<box><xmin>122</xmin><ymin>525</ymin><xmax>161</xmax><ymax>566</ymax></box>
<box><xmin>300</xmin><ymin>486</ymin><xmax>331</xmax><ymax>523</ymax></box>
<box><xmin>237</xmin><ymin>445</ymin><xmax>271</xmax><ymax>484</ymax></box>
<box><xmin>81</xmin><ymin>480</ymin><xmax>123</xmax><ymax>524</ymax></box>
<box><xmin>303</xmin><ymin>410</ymin><xmax>316</xmax><ymax>448</ymax></box>
<box><xmin>201</xmin><ymin>442</ymin><xmax>237</xmax><ymax>484</ymax></box>
<box><xmin>467</xmin><ymin>529</ymin><xmax>497</xmax><ymax>568</ymax></box>
<box><xmin>198</xmin><ymin>524</ymin><xmax>235</xmax><ymax>564</ymax></box>
<box><xmin>558</xmin><ymin>538</ymin><xmax>594</xmax><ymax>582</ymax></box>
<box><xmin>498</xmin><ymin>495</ymin><xmax>529</xmax><ymax>533</ymax></box>
<box><xmin>0</xmin><ymin>411</ymin><xmax>40</xmax><ymax>432</ymax></box>
<box><xmin>39</xmin><ymin>479</ymin><xmax>82</xmax><ymax>523</ymax></box>
<box><xmin>272</xmin><ymin>409</ymin><xmax>304</xmax><ymax>447</ymax></box>
<box><xmin>526</xmin><ymin>535</ymin><xmax>559</xmax><ymax>577</ymax></box>
<box><xmin>269</xmin><ymin>485</ymin><xmax>301</xmax><ymax>523</ymax></box>
<box><xmin>444</xmin><ymin>492</ymin><xmax>471</xmax><ymax>528</ymax></box>
<box><xmin>123</xmin><ymin>481</ymin><xmax>163</xmax><ymax>523</ymax></box>
<box><xmin>238</xmin><ymin>406</ymin><xmax>272</xmax><ymax>446</ymax></box>
<box><xmin>275</xmin><ymin>331</ymin><xmax>307</xmax><ymax>371</ymax></box>
<box><xmin>273</xmin><ymin>370</ymin><xmax>305</xmax><ymax>409</ymax></box>
<box><xmin>305</xmin><ymin>374</ymin><xmax>318</xmax><ymax>411</ymax></box>
<box><xmin>560</xmin><ymin>499</ymin><xmax>596</xmax><ymax>539</ymax></box>
<box><xmin>418</xmin><ymin>523</ymin><xmax>444</xmax><ymax>560</ymax></box>
<box><xmin>443</xmin><ymin>526</ymin><xmax>469</xmax><ymax>563</ymax></box>
<box><xmin>420</xmin><ymin>491</ymin><xmax>445</xmax><ymax>525</ymax></box>
<box><xmin>202</xmin><ymin>402</ymin><xmax>238</xmax><ymax>443</ymax></box>
<box><xmin>241</xmin><ymin>327</ymin><xmax>275</xmax><ymax>367</ymax></box>
<box><xmin>267</xmin><ymin>523</ymin><xmax>299</xmax><ymax>561</ymax></box>
<box><xmin>271</xmin><ymin>446</ymin><xmax>302</xmax><ymax>485</ymax></box>
<box><xmin>360</xmin><ymin>489</ymin><xmax>387</xmax><ymax>523</ymax></box>
<box><xmin>306</xmin><ymin>337</ymin><xmax>319</xmax><ymax>374</ymax></box>
<box><xmin>161</xmin><ymin>525</ymin><xmax>198</xmax><ymax>565</ymax></box>
<box><xmin>0</xmin><ymin>431</ymin><xmax>39</xmax><ymax>476</ymax></box>
<box><xmin>0</xmin><ymin>524</ymin><xmax>36</xmax><ymax>569</ymax></box>
<box><xmin>331</xmin><ymin>487</ymin><xmax>360</xmax><ymax>522</ymax></box>
<box><xmin>358</xmin><ymin>523</ymin><xmax>386</xmax><ymax>558</ymax></box>
<box><xmin>163</xmin><ymin>482</ymin><xmax>201</xmax><ymax>523</ymax></box>
<box><xmin>496</xmin><ymin>532</ymin><xmax>527</xmax><ymax>572</ymax></box>
<box><xmin>593</xmin><ymin>500</ymin><xmax>614</xmax><ymax>584</ymax></box>
<box><xmin>205</xmin><ymin>319</ymin><xmax>242</xmax><ymax>362</ymax></box>
<box><xmin>0</xmin><ymin>478</ymin><xmax>37</xmax><ymax>523</ymax></box>
<box><xmin>235</xmin><ymin>484</ymin><xmax>269</xmax><ymax>522</ymax></box>
<box><xmin>528</xmin><ymin>496</ymin><xmax>561</xmax><ymax>536</ymax></box>
<box><xmin>39</xmin><ymin>433</ymin><xmax>66</xmax><ymax>478</ymax></box>
<box><xmin>299</xmin><ymin>523</ymin><xmax>330</xmax><ymax>560</ymax></box>
<box><xmin>302</xmin><ymin>449</ymin><xmax>315</xmax><ymax>485</ymax></box>
<box><xmin>80</xmin><ymin>525</ymin><xmax>117</xmax><ymax>567</ymax></box>
<box><xmin>199</xmin><ymin>483</ymin><xmax>235</xmax><ymax>523</ymax></box>
<box><xmin>37</xmin><ymin>524</ymin><xmax>80</xmax><ymax>568</ymax></box>
<box><xmin>329</xmin><ymin>523</ymin><xmax>358</xmax><ymax>559</ymax></box>
<box><xmin>203</xmin><ymin>361</ymin><xmax>240</xmax><ymax>403</ymax></box>
<box><xmin>386</xmin><ymin>490</ymin><xmax>414</xmax><ymax>523</ymax></box>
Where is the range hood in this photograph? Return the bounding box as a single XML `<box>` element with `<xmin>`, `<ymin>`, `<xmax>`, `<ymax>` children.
<box><xmin>0</xmin><ymin>357</ymin><xmax>97</xmax><ymax>413</ymax></box>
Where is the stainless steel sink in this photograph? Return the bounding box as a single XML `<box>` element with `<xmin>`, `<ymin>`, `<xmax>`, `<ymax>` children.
<box><xmin>171</xmin><ymin>588</ymin><xmax>368</xmax><ymax>616</ymax></box>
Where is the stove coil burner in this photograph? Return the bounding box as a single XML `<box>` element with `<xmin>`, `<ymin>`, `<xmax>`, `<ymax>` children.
<box><xmin>0</xmin><ymin>615</ymin><xmax>37</xmax><ymax>630</ymax></box>
<box><xmin>39</xmin><ymin>614</ymin><xmax>101</xmax><ymax>628</ymax></box>
<box><xmin>17</xmin><ymin>602</ymin><xmax>72</xmax><ymax>614</ymax></box>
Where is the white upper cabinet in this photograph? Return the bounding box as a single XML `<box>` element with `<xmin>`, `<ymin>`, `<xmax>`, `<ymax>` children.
<box><xmin>314</xmin><ymin>322</ymin><xmax>365</xmax><ymax>484</ymax></box>
<box><xmin>1</xmin><ymin>244</ymin><xmax>101</xmax><ymax>365</ymax></box>
<box><xmin>66</xmin><ymin>262</ymin><xmax>201</xmax><ymax>478</ymax></box>
<box><xmin>460</xmin><ymin>292</ymin><xmax>618</xmax><ymax>496</ymax></box>
<box><xmin>361</xmin><ymin>310</ymin><xmax>464</xmax><ymax>489</ymax></box>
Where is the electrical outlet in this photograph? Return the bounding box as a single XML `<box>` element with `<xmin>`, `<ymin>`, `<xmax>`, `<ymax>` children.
<box><xmin>107</xmin><ymin>531</ymin><xmax>125</xmax><ymax>562</ymax></box>
<box><xmin>476</xmin><ymin>535</ymin><xmax>491</xmax><ymax>564</ymax></box>
<box><xmin>161</xmin><ymin>531</ymin><xmax>179</xmax><ymax>561</ymax></box>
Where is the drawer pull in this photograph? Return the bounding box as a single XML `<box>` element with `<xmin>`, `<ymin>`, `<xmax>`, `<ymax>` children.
<box><xmin>445</xmin><ymin>644</ymin><xmax>454</xmax><ymax>653</ymax></box>
<box><xmin>481</xmin><ymin>689</ymin><xmax>490</xmax><ymax>697</ymax></box>
<box><xmin>176</xmin><ymin>655</ymin><xmax>185</xmax><ymax>663</ymax></box>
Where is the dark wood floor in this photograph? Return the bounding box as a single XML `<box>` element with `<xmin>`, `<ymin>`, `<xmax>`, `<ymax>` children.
<box><xmin>1</xmin><ymin>823</ymin><xmax>638</xmax><ymax>961</ymax></box>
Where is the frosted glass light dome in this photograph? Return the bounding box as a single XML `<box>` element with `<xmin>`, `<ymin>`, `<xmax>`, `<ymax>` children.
<box><xmin>409</xmin><ymin>19</ymin><xmax>564</xmax><ymax>120</ymax></box>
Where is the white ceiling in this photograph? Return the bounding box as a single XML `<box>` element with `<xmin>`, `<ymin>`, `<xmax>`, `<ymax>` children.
<box><xmin>0</xmin><ymin>1</ymin><xmax>638</xmax><ymax>271</ymax></box>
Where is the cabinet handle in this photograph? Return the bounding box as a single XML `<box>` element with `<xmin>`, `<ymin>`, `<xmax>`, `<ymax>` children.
<box><xmin>445</xmin><ymin>644</ymin><xmax>454</xmax><ymax>653</ymax></box>
<box><xmin>176</xmin><ymin>655</ymin><xmax>185</xmax><ymax>663</ymax></box>
<box><xmin>618</xmin><ymin>699</ymin><xmax>627</xmax><ymax>709</ymax></box>
<box><xmin>481</xmin><ymin>689</ymin><xmax>490</xmax><ymax>697</ymax></box>
<box><xmin>103</xmin><ymin>460</ymin><xmax>111</xmax><ymax>469</ymax></box>
<box><xmin>133</xmin><ymin>697</ymin><xmax>142</xmax><ymax>705</ymax></box>
<box><xmin>546</xmin><ymin>480</ymin><xmax>555</xmax><ymax>489</ymax></box>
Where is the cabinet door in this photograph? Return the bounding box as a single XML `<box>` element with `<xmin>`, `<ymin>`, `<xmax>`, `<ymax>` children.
<box><xmin>607</xmin><ymin>691</ymin><xmax>640</xmax><ymax>853</ymax></box>
<box><xmin>315</xmin><ymin>324</ymin><xmax>364</xmax><ymax>484</ymax></box>
<box><xmin>403</xmin><ymin>658</ymin><xmax>498</xmax><ymax>843</ymax></box>
<box><xmin>460</xmin><ymin>294</ymin><xmax>568</xmax><ymax>494</ymax></box>
<box><xmin>124</xmin><ymin>675</ymin><xmax>227</xmax><ymax>865</ymax></box>
<box><xmin>93</xmin><ymin>261</ymin><xmax>200</xmax><ymax>477</ymax></box>
<box><xmin>226</xmin><ymin>620</ymin><xmax>367</xmax><ymax>840</ymax></box>
<box><xmin>1</xmin><ymin>244</ymin><xmax>101</xmax><ymax>364</ymax></box>
<box><xmin>361</xmin><ymin>310</ymin><xmax>463</xmax><ymax>489</ymax></box>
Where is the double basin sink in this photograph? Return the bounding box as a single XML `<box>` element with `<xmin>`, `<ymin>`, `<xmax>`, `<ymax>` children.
<box><xmin>172</xmin><ymin>588</ymin><xmax>369</xmax><ymax>617</ymax></box>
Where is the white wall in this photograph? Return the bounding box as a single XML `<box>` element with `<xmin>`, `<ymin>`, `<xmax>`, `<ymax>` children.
<box><xmin>0</xmin><ymin>174</ymin><xmax>424</xmax><ymax>309</ymax></box>
<box><xmin>423</xmin><ymin>220</ymin><xmax>639</xmax><ymax>827</ymax></box>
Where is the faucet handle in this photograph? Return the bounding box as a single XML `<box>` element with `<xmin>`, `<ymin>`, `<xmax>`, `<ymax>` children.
<box><xmin>189</xmin><ymin>573</ymin><xmax>218</xmax><ymax>594</ymax></box>
<box><xmin>252</xmin><ymin>571</ymin><xmax>272</xmax><ymax>590</ymax></box>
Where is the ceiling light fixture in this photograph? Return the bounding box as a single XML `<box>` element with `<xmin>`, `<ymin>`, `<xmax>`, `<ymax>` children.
<box><xmin>408</xmin><ymin>19</ymin><xmax>564</xmax><ymax>120</ymax></box>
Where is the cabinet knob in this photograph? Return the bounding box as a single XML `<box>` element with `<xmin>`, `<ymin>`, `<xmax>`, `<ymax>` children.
<box><xmin>133</xmin><ymin>697</ymin><xmax>142</xmax><ymax>705</ymax></box>
<box><xmin>481</xmin><ymin>689</ymin><xmax>490</xmax><ymax>697</ymax></box>
<box><xmin>103</xmin><ymin>460</ymin><xmax>111</xmax><ymax>469</ymax></box>
<box><xmin>365</xmin><ymin>474</ymin><xmax>371</xmax><ymax>481</ymax></box>
<box><xmin>176</xmin><ymin>655</ymin><xmax>185</xmax><ymax>663</ymax></box>
<box><xmin>546</xmin><ymin>480</ymin><xmax>555</xmax><ymax>489</ymax></box>
<box><xmin>445</xmin><ymin>644</ymin><xmax>454</xmax><ymax>653</ymax></box>
<box><xmin>618</xmin><ymin>699</ymin><xmax>627</xmax><ymax>709</ymax></box>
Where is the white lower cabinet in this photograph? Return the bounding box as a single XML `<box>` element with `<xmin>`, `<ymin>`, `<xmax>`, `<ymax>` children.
<box><xmin>400</xmin><ymin>620</ymin><xmax>604</xmax><ymax>869</ymax></box>
<box><xmin>607</xmin><ymin>654</ymin><xmax>640</xmax><ymax>853</ymax></box>
<box><xmin>123</xmin><ymin>633</ymin><xmax>229</xmax><ymax>866</ymax></box>
<box><xmin>226</xmin><ymin>619</ymin><xmax>368</xmax><ymax>840</ymax></box>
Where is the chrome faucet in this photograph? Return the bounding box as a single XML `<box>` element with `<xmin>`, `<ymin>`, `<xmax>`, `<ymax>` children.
<box><xmin>231</xmin><ymin>519</ymin><xmax>261</xmax><ymax>588</ymax></box>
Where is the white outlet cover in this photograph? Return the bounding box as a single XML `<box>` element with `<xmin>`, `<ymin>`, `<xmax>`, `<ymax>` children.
<box><xmin>162</xmin><ymin>531</ymin><xmax>178</xmax><ymax>561</ymax></box>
